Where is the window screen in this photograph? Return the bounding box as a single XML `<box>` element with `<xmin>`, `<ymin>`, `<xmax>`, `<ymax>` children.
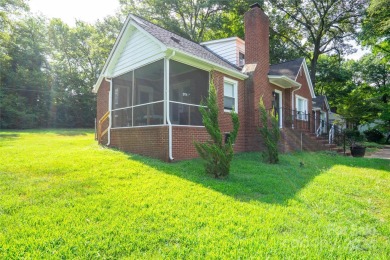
<box><xmin>169</xmin><ymin>60</ymin><xmax>208</xmax><ymax>125</ymax></box>
<box><xmin>111</xmin><ymin>59</ymin><xmax>164</xmax><ymax>128</ymax></box>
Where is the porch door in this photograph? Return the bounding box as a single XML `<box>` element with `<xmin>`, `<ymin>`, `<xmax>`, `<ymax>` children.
<box><xmin>273</xmin><ymin>90</ymin><xmax>282</xmax><ymax>128</ymax></box>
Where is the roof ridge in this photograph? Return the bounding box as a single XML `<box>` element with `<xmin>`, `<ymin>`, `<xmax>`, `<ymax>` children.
<box><xmin>130</xmin><ymin>13</ymin><xmax>241</xmax><ymax>72</ymax></box>
<box><xmin>130</xmin><ymin>14</ymin><xmax>199</xmax><ymax>44</ymax></box>
<box><xmin>270</xmin><ymin>57</ymin><xmax>304</xmax><ymax>66</ymax></box>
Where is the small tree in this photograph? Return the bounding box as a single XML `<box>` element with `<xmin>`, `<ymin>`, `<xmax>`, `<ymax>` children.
<box><xmin>258</xmin><ymin>96</ymin><xmax>280</xmax><ymax>164</ymax></box>
<box><xmin>195</xmin><ymin>80</ymin><xmax>239</xmax><ymax>178</ymax></box>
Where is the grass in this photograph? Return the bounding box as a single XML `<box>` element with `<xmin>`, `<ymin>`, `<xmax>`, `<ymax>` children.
<box><xmin>0</xmin><ymin>129</ymin><xmax>389</xmax><ymax>258</ymax></box>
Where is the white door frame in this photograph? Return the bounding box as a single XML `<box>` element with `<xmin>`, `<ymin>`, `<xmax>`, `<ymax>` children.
<box><xmin>274</xmin><ymin>89</ymin><xmax>283</xmax><ymax>128</ymax></box>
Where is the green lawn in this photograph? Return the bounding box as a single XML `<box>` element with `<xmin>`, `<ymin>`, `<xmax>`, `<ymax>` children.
<box><xmin>0</xmin><ymin>129</ymin><xmax>389</xmax><ymax>258</ymax></box>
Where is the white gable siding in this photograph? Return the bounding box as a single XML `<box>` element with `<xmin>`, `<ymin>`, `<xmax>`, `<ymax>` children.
<box><xmin>110</xmin><ymin>28</ymin><xmax>164</xmax><ymax>77</ymax></box>
<box><xmin>201</xmin><ymin>37</ymin><xmax>246</xmax><ymax>67</ymax></box>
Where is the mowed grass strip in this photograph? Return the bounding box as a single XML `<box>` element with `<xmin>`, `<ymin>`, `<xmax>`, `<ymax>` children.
<box><xmin>0</xmin><ymin>129</ymin><xmax>389</xmax><ymax>258</ymax></box>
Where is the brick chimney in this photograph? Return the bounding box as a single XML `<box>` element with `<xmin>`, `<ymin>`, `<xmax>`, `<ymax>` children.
<box><xmin>244</xmin><ymin>3</ymin><xmax>269</xmax><ymax>66</ymax></box>
<box><xmin>243</xmin><ymin>3</ymin><xmax>271</xmax><ymax>151</ymax></box>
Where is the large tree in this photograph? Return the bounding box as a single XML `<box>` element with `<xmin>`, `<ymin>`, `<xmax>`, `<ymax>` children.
<box><xmin>0</xmin><ymin>15</ymin><xmax>51</xmax><ymax>128</ymax></box>
<box><xmin>360</xmin><ymin>0</ymin><xmax>390</xmax><ymax>58</ymax></box>
<box><xmin>119</xmin><ymin>0</ymin><xmax>231</xmax><ymax>42</ymax></box>
<box><xmin>48</xmin><ymin>18</ymin><xmax>118</xmax><ymax>127</ymax></box>
<box><xmin>269</xmin><ymin>0</ymin><xmax>367</xmax><ymax>87</ymax></box>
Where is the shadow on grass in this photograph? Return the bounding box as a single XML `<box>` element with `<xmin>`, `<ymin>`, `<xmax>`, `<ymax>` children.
<box><xmin>126</xmin><ymin>151</ymin><xmax>389</xmax><ymax>205</ymax></box>
<box><xmin>0</xmin><ymin>134</ymin><xmax>20</xmax><ymax>140</ymax></box>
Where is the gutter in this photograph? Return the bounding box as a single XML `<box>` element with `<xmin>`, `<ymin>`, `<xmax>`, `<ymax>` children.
<box><xmin>105</xmin><ymin>77</ymin><xmax>112</xmax><ymax>145</ymax></box>
<box><xmin>291</xmin><ymin>83</ymin><xmax>302</xmax><ymax>129</ymax></box>
<box><xmin>166</xmin><ymin>51</ymin><xmax>176</xmax><ymax>161</ymax></box>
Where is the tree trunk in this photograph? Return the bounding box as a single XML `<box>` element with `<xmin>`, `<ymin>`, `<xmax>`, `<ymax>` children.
<box><xmin>309</xmin><ymin>49</ymin><xmax>320</xmax><ymax>89</ymax></box>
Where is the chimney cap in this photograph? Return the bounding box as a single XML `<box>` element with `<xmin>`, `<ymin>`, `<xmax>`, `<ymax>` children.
<box><xmin>250</xmin><ymin>3</ymin><xmax>262</xmax><ymax>9</ymax></box>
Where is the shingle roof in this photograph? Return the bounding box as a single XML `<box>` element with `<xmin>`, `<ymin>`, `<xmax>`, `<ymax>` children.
<box><xmin>130</xmin><ymin>15</ymin><xmax>240</xmax><ymax>72</ymax></box>
<box><xmin>268</xmin><ymin>58</ymin><xmax>304</xmax><ymax>80</ymax></box>
<box><xmin>312</xmin><ymin>95</ymin><xmax>327</xmax><ymax>108</ymax></box>
<box><xmin>312</xmin><ymin>95</ymin><xmax>325</xmax><ymax>106</ymax></box>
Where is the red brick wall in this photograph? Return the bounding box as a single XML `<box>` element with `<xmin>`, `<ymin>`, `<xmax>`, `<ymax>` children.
<box><xmin>294</xmin><ymin>68</ymin><xmax>313</xmax><ymax>113</ymax></box>
<box><xmin>172</xmin><ymin>126</ymin><xmax>208</xmax><ymax>160</ymax></box>
<box><xmin>110</xmin><ymin>126</ymin><xmax>169</xmax><ymax>161</ymax></box>
<box><xmin>213</xmin><ymin>71</ymin><xmax>246</xmax><ymax>153</ymax></box>
<box><xmin>171</xmin><ymin>71</ymin><xmax>246</xmax><ymax>161</ymax></box>
<box><xmin>97</xmin><ymin>80</ymin><xmax>110</xmax><ymax>144</ymax></box>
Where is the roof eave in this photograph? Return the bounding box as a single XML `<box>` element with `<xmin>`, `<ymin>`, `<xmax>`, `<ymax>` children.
<box><xmin>169</xmin><ymin>47</ymin><xmax>248</xmax><ymax>80</ymax></box>
<box><xmin>268</xmin><ymin>75</ymin><xmax>301</xmax><ymax>88</ymax></box>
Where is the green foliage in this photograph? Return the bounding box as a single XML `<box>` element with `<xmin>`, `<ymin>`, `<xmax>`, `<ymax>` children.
<box><xmin>258</xmin><ymin>96</ymin><xmax>280</xmax><ymax>164</ymax></box>
<box><xmin>269</xmin><ymin>0</ymin><xmax>367</xmax><ymax>85</ymax></box>
<box><xmin>120</xmin><ymin>0</ymin><xmax>231</xmax><ymax>42</ymax></box>
<box><xmin>363</xmin><ymin>129</ymin><xmax>384</xmax><ymax>143</ymax></box>
<box><xmin>344</xmin><ymin>129</ymin><xmax>365</xmax><ymax>147</ymax></box>
<box><xmin>0</xmin><ymin>3</ymin><xmax>120</xmax><ymax>129</ymax></box>
<box><xmin>0</xmin><ymin>130</ymin><xmax>389</xmax><ymax>258</ymax></box>
<box><xmin>360</xmin><ymin>0</ymin><xmax>390</xmax><ymax>59</ymax></box>
<box><xmin>194</xmin><ymin>80</ymin><xmax>239</xmax><ymax>178</ymax></box>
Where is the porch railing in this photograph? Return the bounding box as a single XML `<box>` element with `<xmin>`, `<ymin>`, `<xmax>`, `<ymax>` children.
<box><xmin>97</xmin><ymin>111</ymin><xmax>110</xmax><ymax>143</ymax></box>
<box><xmin>267</xmin><ymin>106</ymin><xmax>348</xmax><ymax>153</ymax></box>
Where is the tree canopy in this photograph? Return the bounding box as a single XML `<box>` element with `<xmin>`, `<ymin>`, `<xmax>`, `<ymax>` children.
<box><xmin>0</xmin><ymin>0</ymin><xmax>385</xmax><ymax>132</ymax></box>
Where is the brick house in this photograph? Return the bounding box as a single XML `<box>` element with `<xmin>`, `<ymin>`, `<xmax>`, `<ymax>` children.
<box><xmin>94</xmin><ymin>3</ymin><xmax>321</xmax><ymax>161</ymax></box>
<box><xmin>312</xmin><ymin>95</ymin><xmax>331</xmax><ymax>135</ymax></box>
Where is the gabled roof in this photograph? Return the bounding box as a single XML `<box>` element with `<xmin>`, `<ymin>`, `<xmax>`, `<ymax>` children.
<box><xmin>93</xmin><ymin>15</ymin><xmax>247</xmax><ymax>92</ymax></box>
<box><xmin>268</xmin><ymin>58</ymin><xmax>316</xmax><ymax>98</ymax></box>
<box><xmin>269</xmin><ymin>58</ymin><xmax>304</xmax><ymax>80</ymax></box>
<box><xmin>312</xmin><ymin>95</ymin><xmax>330</xmax><ymax>111</ymax></box>
<box><xmin>131</xmin><ymin>15</ymin><xmax>240</xmax><ymax>72</ymax></box>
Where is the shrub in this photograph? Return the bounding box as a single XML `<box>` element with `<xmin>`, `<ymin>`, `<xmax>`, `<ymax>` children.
<box><xmin>344</xmin><ymin>129</ymin><xmax>364</xmax><ymax>147</ymax></box>
<box><xmin>363</xmin><ymin>129</ymin><xmax>384</xmax><ymax>143</ymax></box>
<box><xmin>194</xmin><ymin>80</ymin><xmax>239</xmax><ymax>178</ymax></box>
<box><xmin>258</xmin><ymin>97</ymin><xmax>280</xmax><ymax>164</ymax></box>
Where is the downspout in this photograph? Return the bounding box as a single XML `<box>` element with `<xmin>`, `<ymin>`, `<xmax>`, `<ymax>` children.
<box><xmin>105</xmin><ymin>77</ymin><xmax>112</xmax><ymax>146</ymax></box>
<box><xmin>291</xmin><ymin>84</ymin><xmax>302</xmax><ymax>129</ymax></box>
<box><xmin>166</xmin><ymin>51</ymin><xmax>176</xmax><ymax>161</ymax></box>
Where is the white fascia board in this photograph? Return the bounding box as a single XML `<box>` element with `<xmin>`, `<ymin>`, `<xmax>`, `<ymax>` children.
<box><xmin>93</xmin><ymin>15</ymin><xmax>167</xmax><ymax>93</ymax></box>
<box><xmin>93</xmin><ymin>15</ymin><xmax>132</xmax><ymax>93</ymax></box>
<box><xmin>323</xmin><ymin>95</ymin><xmax>331</xmax><ymax>111</ymax></box>
<box><xmin>301</xmin><ymin>59</ymin><xmax>316</xmax><ymax>98</ymax></box>
<box><xmin>169</xmin><ymin>48</ymin><xmax>248</xmax><ymax>80</ymax></box>
<box><xmin>200</xmin><ymin>36</ymin><xmax>245</xmax><ymax>46</ymax></box>
<box><xmin>200</xmin><ymin>37</ymin><xmax>237</xmax><ymax>45</ymax></box>
<box><xmin>268</xmin><ymin>75</ymin><xmax>301</xmax><ymax>88</ymax></box>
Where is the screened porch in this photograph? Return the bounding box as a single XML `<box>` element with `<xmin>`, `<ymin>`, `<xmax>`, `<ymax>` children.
<box><xmin>111</xmin><ymin>59</ymin><xmax>209</xmax><ymax>128</ymax></box>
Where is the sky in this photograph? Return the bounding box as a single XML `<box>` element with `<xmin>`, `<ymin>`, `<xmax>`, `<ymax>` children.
<box><xmin>29</xmin><ymin>0</ymin><xmax>120</xmax><ymax>26</ymax></box>
<box><xmin>28</xmin><ymin>0</ymin><xmax>368</xmax><ymax>60</ymax></box>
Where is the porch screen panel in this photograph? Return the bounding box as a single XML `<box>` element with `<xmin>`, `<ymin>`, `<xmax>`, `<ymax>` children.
<box><xmin>112</xmin><ymin>71</ymin><xmax>133</xmax><ymax>109</ymax></box>
<box><xmin>133</xmin><ymin>102</ymin><xmax>164</xmax><ymax>126</ymax></box>
<box><xmin>134</xmin><ymin>59</ymin><xmax>164</xmax><ymax>106</ymax></box>
<box><xmin>111</xmin><ymin>59</ymin><xmax>164</xmax><ymax>128</ymax></box>
<box><xmin>169</xmin><ymin>103</ymin><xmax>203</xmax><ymax>126</ymax></box>
<box><xmin>169</xmin><ymin>60</ymin><xmax>208</xmax><ymax>126</ymax></box>
<box><xmin>112</xmin><ymin>108</ymin><xmax>132</xmax><ymax>128</ymax></box>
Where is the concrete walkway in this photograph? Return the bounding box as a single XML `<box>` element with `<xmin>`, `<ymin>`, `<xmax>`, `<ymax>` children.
<box><xmin>366</xmin><ymin>145</ymin><xmax>390</xmax><ymax>160</ymax></box>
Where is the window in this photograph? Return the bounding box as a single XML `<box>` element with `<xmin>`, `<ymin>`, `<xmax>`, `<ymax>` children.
<box><xmin>224</xmin><ymin>78</ymin><xmax>238</xmax><ymax>112</ymax></box>
<box><xmin>238</xmin><ymin>52</ymin><xmax>245</xmax><ymax>66</ymax></box>
<box><xmin>296</xmin><ymin>95</ymin><xmax>308</xmax><ymax>121</ymax></box>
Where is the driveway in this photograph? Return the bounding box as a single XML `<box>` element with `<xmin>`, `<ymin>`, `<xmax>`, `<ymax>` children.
<box><xmin>366</xmin><ymin>145</ymin><xmax>390</xmax><ymax>160</ymax></box>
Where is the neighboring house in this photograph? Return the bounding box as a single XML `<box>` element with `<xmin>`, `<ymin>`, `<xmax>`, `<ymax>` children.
<box><xmin>312</xmin><ymin>95</ymin><xmax>330</xmax><ymax>135</ymax></box>
<box><xmin>94</xmin><ymin>4</ymin><xmax>323</xmax><ymax>161</ymax></box>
